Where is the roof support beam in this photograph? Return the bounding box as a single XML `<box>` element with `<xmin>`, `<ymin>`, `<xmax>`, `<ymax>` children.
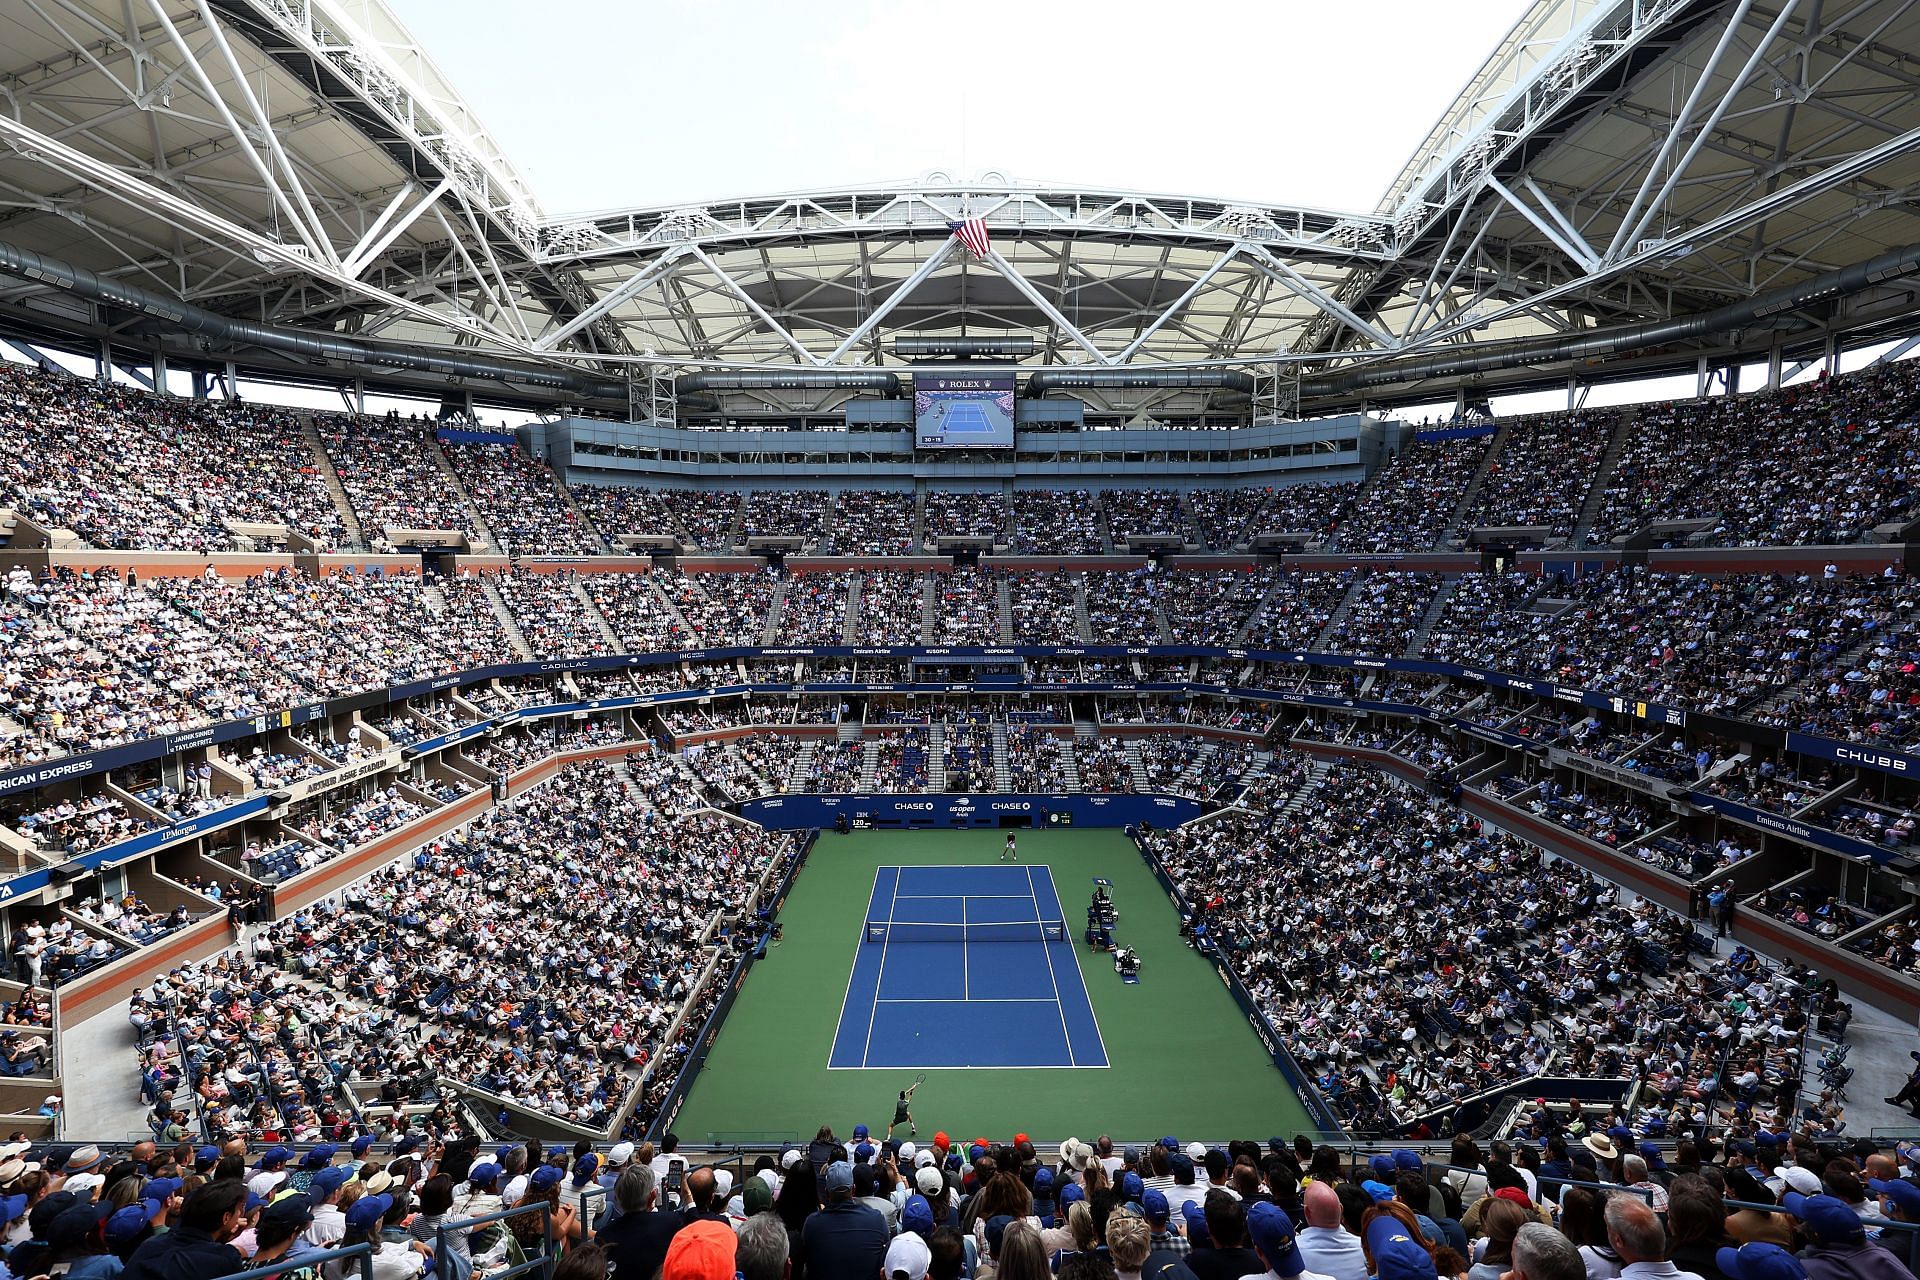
<box><xmin>533</xmin><ymin>247</ymin><xmax>690</xmax><ymax>352</ymax></box>
<box><xmin>1607</xmin><ymin>0</ymin><xmax>1802</xmax><ymax>262</ymax></box>
<box><xmin>343</xmin><ymin>179</ymin><xmax>449</xmax><ymax>280</ymax></box>
<box><xmin>979</xmin><ymin>246</ymin><xmax>1113</xmax><ymax>365</ymax></box>
<box><xmin>140</xmin><ymin>0</ymin><xmax>335</xmax><ymax>264</ymax></box>
<box><xmin>1239</xmin><ymin>244</ymin><xmax>1398</xmax><ymax>350</ymax></box>
<box><xmin>824</xmin><ymin>236</ymin><xmax>959</xmax><ymax>364</ymax></box>
<box><xmin>684</xmin><ymin>244</ymin><xmax>823</xmax><ymax>366</ymax></box>
<box><xmin>1114</xmin><ymin>246</ymin><xmax>1242</xmax><ymax>363</ymax></box>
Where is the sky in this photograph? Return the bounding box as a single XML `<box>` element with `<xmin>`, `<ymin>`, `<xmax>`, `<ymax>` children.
<box><xmin>388</xmin><ymin>0</ymin><xmax>1536</xmax><ymax>216</ymax></box>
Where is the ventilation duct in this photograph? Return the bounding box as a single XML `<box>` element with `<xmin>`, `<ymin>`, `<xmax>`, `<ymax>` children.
<box><xmin>1301</xmin><ymin>240</ymin><xmax>1920</xmax><ymax>399</ymax></box>
<box><xmin>0</xmin><ymin>240</ymin><xmax>630</xmax><ymax>400</ymax></box>
<box><xmin>1025</xmin><ymin>369</ymin><xmax>1256</xmax><ymax>396</ymax></box>
<box><xmin>674</xmin><ymin>370</ymin><xmax>902</xmax><ymax>396</ymax></box>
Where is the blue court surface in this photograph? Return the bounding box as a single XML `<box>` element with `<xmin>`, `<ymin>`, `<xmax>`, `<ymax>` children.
<box><xmin>941</xmin><ymin>401</ymin><xmax>997</xmax><ymax>433</ymax></box>
<box><xmin>828</xmin><ymin>864</ymin><xmax>1108</xmax><ymax>1069</ymax></box>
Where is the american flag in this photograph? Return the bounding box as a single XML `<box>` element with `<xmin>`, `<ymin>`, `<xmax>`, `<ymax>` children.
<box><xmin>949</xmin><ymin>217</ymin><xmax>991</xmax><ymax>258</ymax></box>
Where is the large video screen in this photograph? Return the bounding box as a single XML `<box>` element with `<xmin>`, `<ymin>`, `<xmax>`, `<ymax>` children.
<box><xmin>914</xmin><ymin>374</ymin><xmax>1016</xmax><ymax>449</ymax></box>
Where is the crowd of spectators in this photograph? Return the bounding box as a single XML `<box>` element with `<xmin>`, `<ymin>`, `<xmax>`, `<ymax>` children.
<box><xmin>142</xmin><ymin>757</ymin><xmax>789</xmax><ymax>1133</ymax></box>
<box><xmin>825</xmin><ymin>490</ymin><xmax>916</xmax><ymax>555</ymax></box>
<box><xmin>923</xmin><ymin>489</ymin><xmax>1008</xmax><ymax>544</ymax></box>
<box><xmin>321</xmin><ymin>414</ymin><xmax>477</xmax><ymax>542</ymax></box>
<box><xmin>1084</xmin><ymin>570</ymin><xmax>1165</xmax><ymax>644</ymax></box>
<box><xmin>1588</xmin><ymin>361</ymin><xmax>1920</xmax><ymax>546</ymax></box>
<box><xmin>1322</xmin><ymin>572</ymin><xmax>1443</xmax><ymax>657</ymax></box>
<box><xmin>1340</xmin><ymin>436</ymin><xmax>1491</xmax><ymax>553</ymax></box>
<box><xmin>1188</xmin><ymin>486</ymin><xmax>1274</xmax><ymax>549</ymax></box>
<box><xmin>1453</xmin><ymin>411</ymin><xmax>1617</xmax><ymax>543</ymax></box>
<box><xmin>933</xmin><ymin>569</ymin><xmax>1004</xmax><ymax>645</ymax></box>
<box><xmin>1014</xmin><ymin>491</ymin><xmax>1104</xmax><ymax>554</ymax></box>
<box><xmin>569</xmin><ymin>484</ymin><xmax>680</xmax><ymax>548</ymax></box>
<box><xmin>1150</xmin><ymin>764</ymin><xmax>1818</xmax><ymax>1135</ymax></box>
<box><xmin>856</xmin><ymin>572</ymin><xmax>927</xmax><ymax>645</ymax></box>
<box><xmin>1008</xmin><ymin>573</ymin><xmax>1083</xmax><ymax>644</ymax></box>
<box><xmin>1101</xmin><ymin>490</ymin><xmax>1191</xmax><ymax>545</ymax></box>
<box><xmin>1161</xmin><ymin>569</ymin><xmax>1274</xmax><ymax>644</ymax></box>
<box><xmin>443</xmin><ymin>443</ymin><xmax>603</xmax><ymax>556</ymax></box>
<box><xmin>0</xmin><ymin>365</ymin><xmax>347</xmax><ymax>551</ymax></box>
<box><xmin>741</xmin><ymin>489</ymin><xmax>829</xmax><ymax>547</ymax></box>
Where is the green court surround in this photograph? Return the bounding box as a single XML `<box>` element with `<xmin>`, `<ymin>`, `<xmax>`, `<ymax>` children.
<box><xmin>669</xmin><ymin>828</ymin><xmax>1315</xmax><ymax>1143</ymax></box>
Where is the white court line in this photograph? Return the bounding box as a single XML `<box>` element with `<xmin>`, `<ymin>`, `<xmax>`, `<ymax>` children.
<box><xmin>1025</xmin><ymin>863</ymin><xmax>1077</xmax><ymax>1067</ymax></box>
<box><xmin>830</xmin><ymin>864</ymin><xmax>884</xmax><ymax>1069</ymax></box>
<box><xmin>875</xmin><ymin>997</ymin><xmax>1062</xmax><ymax>1004</ymax></box>
<box><xmin>962</xmin><ymin>892</ymin><xmax>969</xmax><ymax>1000</ymax></box>
<box><xmin>827</xmin><ymin>1062</ymin><xmax>1105</xmax><ymax>1072</ymax></box>
<box><xmin>1034</xmin><ymin>865</ymin><xmax>1113</xmax><ymax>1069</ymax></box>
<box><xmin>892</xmin><ymin>893</ymin><xmax>1034</xmax><ymax>899</ymax></box>
<box><xmin>860</xmin><ymin>867</ymin><xmax>899</xmax><ymax>1069</ymax></box>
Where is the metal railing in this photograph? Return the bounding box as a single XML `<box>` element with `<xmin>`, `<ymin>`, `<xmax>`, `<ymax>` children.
<box><xmin>431</xmin><ymin>1201</ymin><xmax>557</xmax><ymax>1280</ymax></box>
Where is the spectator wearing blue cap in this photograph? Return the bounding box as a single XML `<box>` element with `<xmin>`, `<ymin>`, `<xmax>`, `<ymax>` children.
<box><xmin>561</xmin><ymin>1153</ymin><xmax>600</xmax><ymax>1227</ymax></box>
<box><xmin>1175</xmin><ymin>1189</ymin><xmax>1260</xmax><ymax>1280</ymax></box>
<box><xmin>1868</xmin><ymin>1179</ymin><xmax>1920</xmax><ymax>1274</ymax></box>
<box><xmin>104</xmin><ymin>1204</ymin><xmax>154</xmax><ymax>1263</ymax></box>
<box><xmin>303</xmin><ymin>1166</ymin><xmax>353</xmax><ymax>1251</ymax></box>
<box><xmin>246</xmin><ymin>1147</ymin><xmax>293</xmax><ymax>1202</ymax></box>
<box><xmin>123</xmin><ymin>1180</ymin><xmax>248</xmax><ymax>1280</ymax></box>
<box><xmin>249</xmin><ymin>1195</ymin><xmax>319</xmax><ymax>1272</ymax></box>
<box><xmin>325</xmin><ymin>1193</ymin><xmax>426</xmax><ymax>1280</ymax></box>
<box><xmin>1366</xmin><ymin>1214</ymin><xmax>1441</xmax><ymax>1280</ymax></box>
<box><xmin>1135</xmin><ymin>1188</ymin><xmax>1187</xmax><ymax>1262</ymax></box>
<box><xmin>802</xmin><ymin>1161</ymin><xmax>886</xmax><ymax>1280</ymax></box>
<box><xmin>1247</xmin><ymin>1199</ymin><xmax>1334</xmax><ymax>1280</ymax></box>
<box><xmin>1785</xmin><ymin>1193</ymin><xmax>1912</xmax><ymax>1280</ymax></box>
<box><xmin>509</xmin><ymin>1165</ymin><xmax>582</xmax><ymax>1256</ymax></box>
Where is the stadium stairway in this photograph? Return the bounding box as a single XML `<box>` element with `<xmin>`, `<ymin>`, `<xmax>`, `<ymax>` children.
<box><xmin>1278</xmin><ymin>760</ymin><xmax>1333</xmax><ymax>816</ymax></box>
<box><xmin>301</xmin><ymin>415</ymin><xmax>367</xmax><ymax>549</ymax></box>
<box><xmin>727</xmin><ymin>742</ymin><xmax>774</xmax><ymax>796</ymax></box>
<box><xmin>909</xmin><ymin>489</ymin><xmax>929</xmax><ymax>549</ymax></box>
<box><xmin>858</xmin><ymin>739</ymin><xmax>881</xmax><ymax>790</ymax></box>
<box><xmin>1231</xmin><ymin>573</ymin><xmax>1288</xmax><ymax>645</ymax></box>
<box><xmin>1057</xmin><ymin>734</ymin><xmax>1083</xmax><ymax>790</ymax></box>
<box><xmin>1094</xmin><ymin>499</ymin><xmax>1117</xmax><ymax>553</ymax></box>
<box><xmin>918</xmin><ymin>574</ymin><xmax>936</xmax><ymax>645</ymax></box>
<box><xmin>1313</xmin><ymin>573</ymin><xmax>1370</xmax><ymax>648</ymax></box>
<box><xmin>1742</xmin><ymin>609</ymin><xmax>1893</xmax><ymax>722</ymax></box>
<box><xmin>480</xmin><ymin>577</ymin><xmax>536</xmax><ymax>658</ymax></box>
<box><xmin>928</xmin><ymin>724</ymin><xmax>947</xmax><ymax>790</ymax></box>
<box><xmin>995</xmin><ymin>574</ymin><xmax>1014</xmax><ymax>642</ymax></box>
<box><xmin>762</xmin><ymin>578</ymin><xmax>788</xmax><ymax>646</ymax></box>
<box><xmin>785</xmin><ymin>741</ymin><xmax>818</xmax><ymax>792</ymax></box>
<box><xmin>647</xmin><ymin>575</ymin><xmax>699</xmax><ymax>638</ymax></box>
<box><xmin>846</xmin><ymin>572</ymin><xmax>870</xmax><ymax>646</ymax></box>
<box><xmin>427</xmin><ymin>437</ymin><xmax>499</xmax><ymax>552</ymax></box>
<box><xmin>991</xmin><ymin>722</ymin><xmax>1012</xmax><ymax>790</ymax></box>
<box><xmin>1571</xmin><ymin>408</ymin><xmax>1641</xmax><ymax>548</ymax></box>
<box><xmin>1123</xmin><ymin>739</ymin><xmax>1150</xmax><ymax>791</ymax></box>
<box><xmin>1439</xmin><ymin>420</ymin><xmax>1513</xmax><ymax>548</ymax></box>
<box><xmin>554</xmin><ymin>476</ymin><xmax>612</xmax><ymax>554</ymax></box>
<box><xmin>1403</xmin><ymin>577</ymin><xmax>1462</xmax><ymax>656</ymax></box>
<box><xmin>1072</xmin><ymin>576</ymin><xmax>1094</xmax><ymax>641</ymax></box>
<box><xmin>570</xmin><ymin>577</ymin><xmax>623</xmax><ymax>650</ymax></box>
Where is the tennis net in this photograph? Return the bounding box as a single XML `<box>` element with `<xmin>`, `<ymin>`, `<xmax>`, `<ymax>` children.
<box><xmin>865</xmin><ymin>920</ymin><xmax>1066</xmax><ymax>944</ymax></box>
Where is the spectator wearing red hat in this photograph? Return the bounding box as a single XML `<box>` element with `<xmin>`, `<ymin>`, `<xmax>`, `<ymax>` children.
<box><xmin>663</xmin><ymin>1219</ymin><xmax>735</xmax><ymax>1280</ymax></box>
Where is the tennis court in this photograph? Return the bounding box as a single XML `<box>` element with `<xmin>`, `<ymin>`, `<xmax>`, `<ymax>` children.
<box><xmin>828</xmin><ymin>864</ymin><xmax>1106</xmax><ymax>1069</ymax></box>
<box><xmin>669</xmin><ymin>829</ymin><xmax>1316</xmax><ymax>1141</ymax></box>
<box><xmin>939</xmin><ymin>401</ymin><xmax>998</xmax><ymax>434</ymax></box>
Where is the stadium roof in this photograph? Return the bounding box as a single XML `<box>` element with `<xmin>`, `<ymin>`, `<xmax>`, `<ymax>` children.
<box><xmin>0</xmin><ymin>0</ymin><xmax>1917</xmax><ymax>412</ymax></box>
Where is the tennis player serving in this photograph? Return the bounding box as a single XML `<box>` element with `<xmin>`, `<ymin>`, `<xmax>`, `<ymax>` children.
<box><xmin>887</xmin><ymin>1077</ymin><xmax>922</xmax><ymax>1138</ymax></box>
